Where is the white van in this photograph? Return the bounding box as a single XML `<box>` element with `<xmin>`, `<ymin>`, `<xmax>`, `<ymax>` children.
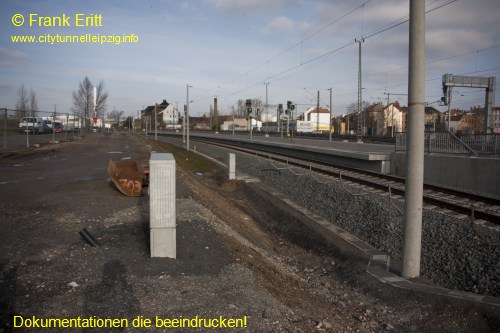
<box><xmin>19</xmin><ymin>117</ymin><xmax>49</xmax><ymax>134</ymax></box>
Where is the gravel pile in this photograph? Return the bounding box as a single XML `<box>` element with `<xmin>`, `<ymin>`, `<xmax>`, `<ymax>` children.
<box><xmin>188</xmin><ymin>139</ymin><xmax>500</xmax><ymax>298</ymax></box>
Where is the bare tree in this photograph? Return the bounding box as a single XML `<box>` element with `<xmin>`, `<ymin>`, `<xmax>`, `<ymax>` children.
<box><xmin>346</xmin><ymin>101</ymin><xmax>370</xmax><ymax>114</ymax></box>
<box><xmin>15</xmin><ymin>85</ymin><xmax>29</xmax><ymax>117</ymax></box>
<box><xmin>29</xmin><ymin>88</ymin><xmax>38</xmax><ymax>115</ymax></box>
<box><xmin>15</xmin><ymin>85</ymin><xmax>38</xmax><ymax>117</ymax></box>
<box><xmin>94</xmin><ymin>80</ymin><xmax>108</xmax><ymax>120</ymax></box>
<box><xmin>108</xmin><ymin>109</ymin><xmax>125</xmax><ymax>127</ymax></box>
<box><xmin>232</xmin><ymin>98</ymin><xmax>262</xmax><ymax>117</ymax></box>
<box><xmin>72</xmin><ymin>77</ymin><xmax>108</xmax><ymax>130</ymax></box>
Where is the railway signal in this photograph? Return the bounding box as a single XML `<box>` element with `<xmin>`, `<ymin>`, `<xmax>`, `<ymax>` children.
<box><xmin>246</xmin><ymin>99</ymin><xmax>252</xmax><ymax>115</ymax></box>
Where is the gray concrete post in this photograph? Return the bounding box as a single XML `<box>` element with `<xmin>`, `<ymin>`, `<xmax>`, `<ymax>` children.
<box><xmin>149</xmin><ymin>153</ymin><xmax>176</xmax><ymax>258</ymax></box>
<box><xmin>402</xmin><ymin>0</ymin><xmax>425</xmax><ymax>278</ymax></box>
<box><xmin>229</xmin><ymin>153</ymin><xmax>235</xmax><ymax>180</ymax></box>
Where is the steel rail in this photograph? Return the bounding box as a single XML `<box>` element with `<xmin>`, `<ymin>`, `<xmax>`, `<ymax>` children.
<box><xmin>185</xmin><ymin>137</ymin><xmax>500</xmax><ymax>225</ymax></box>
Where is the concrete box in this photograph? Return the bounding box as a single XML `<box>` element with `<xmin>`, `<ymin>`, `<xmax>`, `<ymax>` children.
<box><xmin>149</xmin><ymin>153</ymin><xmax>176</xmax><ymax>258</ymax></box>
<box><xmin>150</xmin><ymin>228</ymin><xmax>176</xmax><ymax>258</ymax></box>
<box><xmin>150</xmin><ymin>153</ymin><xmax>176</xmax><ymax>228</ymax></box>
<box><xmin>229</xmin><ymin>153</ymin><xmax>235</xmax><ymax>180</ymax></box>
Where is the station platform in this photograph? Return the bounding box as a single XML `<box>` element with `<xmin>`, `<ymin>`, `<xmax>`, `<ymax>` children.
<box><xmin>160</xmin><ymin>131</ymin><xmax>500</xmax><ymax>199</ymax></box>
<box><xmin>164</xmin><ymin>132</ymin><xmax>393</xmax><ymax>173</ymax></box>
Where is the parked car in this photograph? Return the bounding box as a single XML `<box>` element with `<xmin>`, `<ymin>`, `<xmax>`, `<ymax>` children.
<box><xmin>44</xmin><ymin>120</ymin><xmax>53</xmax><ymax>134</ymax></box>
<box><xmin>19</xmin><ymin>117</ymin><xmax>50</xmax><ymax>134</ymax></box>
<box><xmin>19</xmin><ymin>117</ymin><xmax>41</xmax><ymax>134</ymax></box>
<box><xmin>38</xmin><ymin>120</ymin><xmax>51</xmax><ymax>134</ymax></box>
<box><xmin>54</xmin><ymin>122</ymin><xmax>63</xmax><ymax>133</ymax></box>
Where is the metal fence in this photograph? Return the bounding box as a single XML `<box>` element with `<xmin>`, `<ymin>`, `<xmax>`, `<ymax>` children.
<box><xmin>1</xmin><ymin>108</ymin><xmax>86</xmax><ymax>150</ymax></box>
<box><xmin>395</xmin><ymin>131</ymin><xmax>500</xmax><ymax>155</ymax></box>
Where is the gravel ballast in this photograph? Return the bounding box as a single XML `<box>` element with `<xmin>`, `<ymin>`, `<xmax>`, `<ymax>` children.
<box><xmin>186</xmin><ymin>137</ymin><xmax>500</xmax><ymax>298</ymax></box>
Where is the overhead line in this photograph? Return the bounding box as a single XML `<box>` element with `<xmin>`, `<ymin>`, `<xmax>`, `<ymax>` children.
<box><xmin>216</xmin><ymin>1</ymin><xmax>371</xmax><ymax>90</ymax></box>
<box><xmin>213</xmin><ymin>0</ymin><xmax>477</xmax><ymax>107</ymax></box>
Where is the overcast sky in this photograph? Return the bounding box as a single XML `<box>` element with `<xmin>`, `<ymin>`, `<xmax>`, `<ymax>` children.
<box><xmin>1</xmin><ymin>0</ymin><xmax>499</xmax><ymax>118</ymax></box>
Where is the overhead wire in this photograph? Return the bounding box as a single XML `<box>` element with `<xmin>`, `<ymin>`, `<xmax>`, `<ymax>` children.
<box><xmin>219</xmin><ymin>0</ymin><xmax>461</xmax><ymax>102</ymax></box>
<box><xmin>193</xmin><ymin>0</ymin><xmax>493</xmax><ymax>116</ymax></box>
<box><xmin>213</xmin><ymin>1</ymin><xmax>372</xmax><ymax>98</ymax></box>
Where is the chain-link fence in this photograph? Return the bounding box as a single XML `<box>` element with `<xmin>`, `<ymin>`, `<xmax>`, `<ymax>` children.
<box><xmin>0</xmin><ymin>108</ymin><xmax>89</xmax><ymax>150</ymax></box>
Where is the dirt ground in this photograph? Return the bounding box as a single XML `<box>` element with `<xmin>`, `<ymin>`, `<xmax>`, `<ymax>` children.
<box><xmin>0</xmin><ymin>133</ymin><xmax>499</xmax><ymax>333</ymax></box>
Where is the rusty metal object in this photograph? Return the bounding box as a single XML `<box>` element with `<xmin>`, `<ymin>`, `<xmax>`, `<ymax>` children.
<box><xmin>107</xmin><ymin>160</ymin><xmax>148</xmax><ymax>196</ymax></box>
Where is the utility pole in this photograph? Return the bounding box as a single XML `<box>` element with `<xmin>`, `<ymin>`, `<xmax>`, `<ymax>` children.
<box><xmin>447</xmin><ymin>87</ymin><xmax>452</xmax><ymax>132</ymax></box>
<box><xmin>264</xmin><ymin>82</ymin><xmax>269</xmax><ymax>134</ymax></box>
<box><xmin>278</xmin><ymin>104</ymin><xmax>283</xmax><ymax>138</ymax></box>
<box><xmin>356</xmin><ymin>38</ymin><xmax>364</xmax><ymax>143</ymax></box>
<box><xmin>65</xmin><ymin>113</ymin><xmax>69</xmax><ymax>141</ymax></box>
<box><xmin>328</xmin><ymin>88</ymin><xmax>333</xmax><ymax>141</ymax></box>
<box><xmin>402</xmin><ymin>0</ymin><xmax>425</xmax><ymax>279</ymax></box>
<box><xmin>209</xmin><ymin>104</ymin><xmax>213</xmax><ymax>131</ymax></box>
<box><xmin>182</xmin><ymin>105</ymin><xmax>186</xmax><ymax>143</ymax></box>
<box><xmin>316</xmin><ymin>90</ymin><xmax>320</xmax><ymax>133</ymax></box>
<box><xmin>3</xmin><ymin>108</ymin><xmax>7</xmax><ymax>149</ymax></box>
<box><xmin>53</xmin><ymin>105</ymin><xmax>56</xmax><ymax>141</ymax></box>
<box><xmin>214</xmin><ymin>97</ymin><xmax>218</xmax><ymax>132</ymax></box>
<box><xmin>186</xmin><ymin>84</ymin><xmax>190</xmax><ymax>151</ymax></box>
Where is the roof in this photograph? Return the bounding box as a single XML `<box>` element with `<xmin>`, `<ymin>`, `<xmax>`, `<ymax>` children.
<box><xmin>398</xmin><ymin>106</ymin><xmax>441</xmax><ymax>114</ymax></box>
<box><xmin>305</xmin><ymin>107</ymin><xmax>331</xmax><ymax>114</ymax></box>
<box><xmin>365</xmin><ymin>103</ymin><xmax>385</xmax><ymax>112</ymax></box>
<box><xmin>142</xmin><ymin>100</ymin><xmax>172</xmax><ymax>115</ymax></box>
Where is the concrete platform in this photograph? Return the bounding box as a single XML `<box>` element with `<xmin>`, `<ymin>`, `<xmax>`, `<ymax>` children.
<box><xmin>170</xmin><ymin>132</ymin><xmax>393</xmax><ymax>173</ymax></box>
<box><xmin>160</xmin><ymin>131</ymin><xmax>500</xmax><ymax>199</ymax></box>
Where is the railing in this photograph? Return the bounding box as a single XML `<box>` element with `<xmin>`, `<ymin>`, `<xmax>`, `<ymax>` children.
<box><xmin>395</xmin><ymin>131</ymin><xmax>500</xmax><ymax>155</ymax></box>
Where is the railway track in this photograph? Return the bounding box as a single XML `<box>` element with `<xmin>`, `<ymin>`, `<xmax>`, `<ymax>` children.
<box><xmin>183</xmin><ymin>136</ymin><xmax>500</xmax><ymax>226</ymax></box>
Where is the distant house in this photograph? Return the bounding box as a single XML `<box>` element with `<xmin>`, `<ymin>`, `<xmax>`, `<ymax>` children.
<box><xmin>332</xmin><ymin>102</ymin><xmax>445</xmax><ymax>136</ymax></box>
<box><xmin>459</xmin><ymin>112</ymin><xmax>482</xmax><ymax>134</ymax></box>
<box><xmin>340</xmin><ymin>102</ymin><xmax>400</xmax><ymax>136</ymax></box>
<box><xmin>141</xmin><ymin>100</ymin><xmax>180</xmax><ymax>129</ymax></box>
<box><xmin>303</xmin><ymin>107</ymin><xmax>331</xmax><ymax>132</ymax></box>
<box><xmin>381</xmin><ymin>102</ymin><xmax>404</xmax><ymax>136</ymax></box>
<box><xmin>364</xmin><ymin>103</ymin><xmax>385</xmax><ymax>136</ymax></box>
<box><xmin>456</xmin><ymin>106</ymin><xmax>484</xmax><ymax>134</ymax></box>
<box><xmin>437</xmin><ymin>108</ymin><xmax>462</xmax><ymax>133</ymax></box>
<box><xmin>399</xmin><ymin>105</ymin><xmax>441</xmax><ymax>132</ymax></box>
<box><xmin>220</xmin><ymin>117</ymin><xmax>262</xmax><ymax>131</ymax></box>
<box><xmin>220</xmin><ymin>118</ymin><xmax>247</xmax><ymax>131</ymax></box>
<box><xmin>159</xmin><ymin>100</ymin><xmax>179</xmax><ymax>126</ymax></box>
<box><xmin>424</xmin><ymin>106</ymin><xmax>441</xmax><ymax>130</ymax></box>
<box><xmin>493</xmin><ymin>107</ymin><xmax>500</xmax><ymax>133</ymax></box>
<box><xmin>189</xmin><ymin>116</ymin><xmax>210</xmax><ymax>130</ymax></box>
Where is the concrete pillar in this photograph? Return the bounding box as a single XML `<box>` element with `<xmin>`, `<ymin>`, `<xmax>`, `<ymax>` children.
<box><xmin>149</xmin><ymin>153</ymin><xmax>176</xmax><ymax>258</ymax></box>
<box><xmin>229</xmin><ymin>153</ymin><xmax>235</xmax><ymax>180</ymax></box>
<box><xmin>402</xmin><ymin>0</ymin><xmax>425</xmax><ymax>278</ymax></box>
